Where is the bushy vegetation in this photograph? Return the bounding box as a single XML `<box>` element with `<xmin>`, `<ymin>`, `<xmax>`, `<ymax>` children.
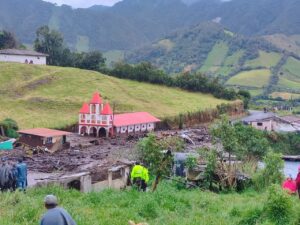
<box><xmin>266</xmin><ymin>132</ymin><xmax>300</xmax><ymax>155</ymax></box>
<box><xmin>0</xmin><ymin>30</ymin><xmax>19</xmax><ymax>50</ymax></box>
<box><xmin>253</xmin><ymin>152</ymin><xmax>284</xmax><ymax>190</ymax></box>
<box><xmin>0</xmin><ymin>118</ymin><xmax>19</xmax><ymax>138</ymax></box>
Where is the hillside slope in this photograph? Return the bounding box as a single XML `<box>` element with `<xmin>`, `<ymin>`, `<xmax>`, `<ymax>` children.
<box><xmin>127</xmin><ymin>22</ymin><xmax>279</xmax><ymax>74</ymax></box>
<box><xmin>127</xmin><ymin>22</ymin><xmax>300</xmax><ymax>100</ymax></box>
<box><xmin>0</xmin><ymin>62</ymin><xmax>228</xmax><ymax>129</ymax></box>
<box><xmin>0</xmin><ymin>0</ymin><xmax>299</xmax><ymax>51</ymax></box>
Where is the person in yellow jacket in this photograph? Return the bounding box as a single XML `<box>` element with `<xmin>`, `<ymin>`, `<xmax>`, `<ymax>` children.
<box><xmin>131</xmin><ymin>162</ymin><xmax>149</xmax><ymax>192</ymax></box>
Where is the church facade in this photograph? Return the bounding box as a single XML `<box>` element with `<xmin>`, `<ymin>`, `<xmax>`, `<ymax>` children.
<box><xmin>78</xmin><ymin>92</ymin><xmax>160</xmax><ymax>137</ymax></box>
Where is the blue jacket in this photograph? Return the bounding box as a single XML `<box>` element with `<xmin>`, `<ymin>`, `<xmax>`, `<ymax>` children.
<box><xmin>16</xmin><ymin>162</ymin><xmax>27</xmax><ymax>182</ymax></box>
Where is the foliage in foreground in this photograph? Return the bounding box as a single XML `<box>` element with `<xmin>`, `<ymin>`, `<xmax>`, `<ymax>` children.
<box><xmin>1</xmin><ymin>182</ymin><xmax>300</xmax><ymax>225</ymax></box>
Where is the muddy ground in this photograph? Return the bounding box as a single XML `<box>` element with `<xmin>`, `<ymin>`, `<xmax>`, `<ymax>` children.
<box><xmin>0</xmin><ymin>127</ymin><xmax>211</xmax><ymax>186</ymax></box>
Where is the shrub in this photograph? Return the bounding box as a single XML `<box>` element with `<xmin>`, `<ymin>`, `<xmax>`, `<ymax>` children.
<box><xmin>253</xmin><ymin>151</ymin><xmax>284</xmax><ymax>190</ymax></box>
<box><xmin>238</xmin><ymin>207</ymin><xmax>263</xmax><ymax>225</ymax></box>
<box><xmin>0</xmin><ymin>118</ymin><xmax>19</xmax><ymax>138</ymax></box>
<box><xmin>264</xmin><ymin>184</ymin><xmax>293</xmax><ymax>225</ymax></box>
<box><xmin>185</xmin><ymin>155</ymin><xmax>198</xmax><ymax>169</ymax></box>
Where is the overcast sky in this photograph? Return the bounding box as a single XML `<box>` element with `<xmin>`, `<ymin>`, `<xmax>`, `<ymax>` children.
<box><xmin>43</xmin><ymin>0</ymin><xmax>122</xmax><ymax>8</ymax></box>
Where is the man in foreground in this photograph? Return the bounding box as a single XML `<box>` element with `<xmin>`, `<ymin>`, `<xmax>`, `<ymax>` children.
<box><xmin>40</xmin><ymin>195</ymin><xmax>76</xmax><ymax>225</ymax></box>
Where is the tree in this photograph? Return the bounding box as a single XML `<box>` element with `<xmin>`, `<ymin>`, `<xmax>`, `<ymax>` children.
<box><xmin>76</xmin><ymin>51</ymin><xmax>106</xmax><ymax>71</ymax></box>
<box><xmin>234</xmin><ymin>122</ymin><xmax>269</xmax><ymax>160</ymax></box>
<box><xmin>210</xmin><ymin>116</ymin><xmax>239</xmax><ymax>160</ymax></box>
<box><xmin>34</xmin><ymin>26</ymin><xmax>64</xmax><ymax>65</ymax></box>
<box><xmin>238</xmin><ymin>90</ymin><xmax>251</xmax><ymax>109</ymax></box>
<box><xmin>0</xmin><ymin>30</ymin><xmax>18</xmax><ymax>49</ymax></box>
<box><xmin>210</xmin><ymin>116</ymin><xmax>239</xmax><ymax>188</ymax></box>
<box><xmin>0</xmin><ymin>118</ymin><xmax>19</xmax><ymax>138</ymax></box>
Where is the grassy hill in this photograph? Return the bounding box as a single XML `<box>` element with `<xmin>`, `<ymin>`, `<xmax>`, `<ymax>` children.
<box><xmin>0</xmin><ymin>63</ymin><xmax>228</xmax><ymax>129</ymax></box>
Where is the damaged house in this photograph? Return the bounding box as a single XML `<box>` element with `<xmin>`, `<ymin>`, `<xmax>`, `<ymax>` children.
<box><xmin>18</xmin><ymin>128</ymin><xmax>70</xmax><ymax>151</ymax></box>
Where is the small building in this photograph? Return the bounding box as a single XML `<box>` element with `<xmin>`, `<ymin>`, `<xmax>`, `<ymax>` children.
<box><xmin>241</xmin><ymin>111</ymin><xmax>300</xmax><ymax>133</ymax></box>
<box><xmin>18</xmin><ymin>128</ymin><xmax>70</xmax><ymax>151</ymax></box>
<box><xmin>242</xmin><ymin>110</ymin><xmax>277</xmax><ymax>131</ymax></box>
<box><xmin>78</xmin><ymin>92</ymin><xmax>160</xmax><ymax>137</ymax></box>
<box><xmin>0</xmin><ymin>49</ymin><xmax>48</xmax><ymax>65</ymax></box>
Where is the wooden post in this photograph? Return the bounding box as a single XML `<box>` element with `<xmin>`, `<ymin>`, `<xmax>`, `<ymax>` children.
<box><xmin>108</xmin><ymin>170</ymin><xmax>113</xmax><ymax>188</ymax></box>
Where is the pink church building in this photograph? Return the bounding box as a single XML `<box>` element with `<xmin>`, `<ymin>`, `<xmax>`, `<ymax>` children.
<box><xmin>78</xmin><ymin>92</ymin><xmax>160</xmax><ymax>137</ymax></box>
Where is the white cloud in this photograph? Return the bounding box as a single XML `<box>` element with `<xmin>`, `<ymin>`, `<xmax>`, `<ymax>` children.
<box><xmin>43</xmin><ymin>0</ymin><xmax>122</xmax><ymax>8</ymax></box>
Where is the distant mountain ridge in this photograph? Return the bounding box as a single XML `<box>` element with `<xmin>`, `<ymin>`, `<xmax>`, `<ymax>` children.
<box><xmin>127</xmin><ymin>21</ymin><xmax>300</xmax><ymax>101</ymax></box>
<box><xmin>126</xmin><ymin>22</ymin><xmax>279</xmax><ymax>73</ymax></box>
<box><xmin>0</xmin><ymin>0</ymin><xmax>299</xmax><ymax>51</ymax></box>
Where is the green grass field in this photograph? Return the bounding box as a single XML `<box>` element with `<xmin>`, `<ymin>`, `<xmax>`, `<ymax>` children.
<box><xmin>0</xmin><ymin>63</ymin><xmax>228</xmax><ymax>129</ymax></box>
<box><xmin>200</xmin><ymin>42</ymin><xmax>228</xmax><ymax>73</ymax></box>
<box><xmin>248</xmin><ymin>89</ymin><xmax>264</xmax><ymax>97</ymax></box>
<box><xmin>278</xmin><ymin>76</ymin><xmax>300</xmax><ymax>90</ymax></box>
<box><xmin>217</xmin><ymin>50</ymin><xmax>244</xmax><ymax>76</ymax></box>
<box><xmin>244</xmin><ymin>51</ymin><xmax>281</xmax><ymax>68</ymax></box>
<box><xmin>270</xmin><ymin>92</ymin><xmax>300</xmax><ymax>100</ymax></box>
<box><xmin>282</xmin><ymin>57</ymin><xmax>300</xmax><ymax>78</ymax></box>
<box><xmin>226</xmin><ymin>69</ymin><xmax>271</xmax><ymax>88</ymax></box>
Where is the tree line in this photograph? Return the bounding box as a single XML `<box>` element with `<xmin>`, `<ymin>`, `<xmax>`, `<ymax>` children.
<box><xmin>108</xmin><ymin>62</ymin><xmax>250</xmax><ymax>102</ymax></box>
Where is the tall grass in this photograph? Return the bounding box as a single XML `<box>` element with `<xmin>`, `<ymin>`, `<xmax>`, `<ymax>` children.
<box><xmin>1</xmin><ymin>182</ymin><xmax>300</xmax><ymax>225</ymax></box>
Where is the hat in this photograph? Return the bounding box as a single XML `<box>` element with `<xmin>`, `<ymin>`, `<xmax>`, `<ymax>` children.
<box><xmin>44</xmin><ymin>195</ymin><xmax>58</xmax><ymax>205</ymax></box>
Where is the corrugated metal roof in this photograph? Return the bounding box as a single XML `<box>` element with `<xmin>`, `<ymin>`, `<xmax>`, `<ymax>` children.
<box><xmin>0</xmin><ymin>49</ymin><xmax>48</xmax><ymax>57</ymax></box>
<box><xmin>114</xmin><ymin>112</ymin><xmax>160</xmax><ymax>127</ymax></box>
<box><xmin>280</xmin><ymin>115</ymin><xmax>300</xmax><ymax>123</ymax></box>
<box><xmin>242</xmin><ymin>110</ymin><xmax>276</xmax><ymax>123</ymax></box>
<box><xmin>18</xmin><ymin>128</ymin><xmax>71</xmax><ymax>137</ymax></box>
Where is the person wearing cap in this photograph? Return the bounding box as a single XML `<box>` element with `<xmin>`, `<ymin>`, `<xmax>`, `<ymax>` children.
<box><xmin>296</xmin><ymin>166</ymin><xmax>300</xmax><ymax>198</ymax></box>
<box><xmin>40</xmin><ymin>195</ymin><xmax>76</xmax><ymax>225</ymax></box>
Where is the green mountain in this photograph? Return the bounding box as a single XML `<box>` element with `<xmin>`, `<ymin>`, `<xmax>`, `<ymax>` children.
<box><xmin>127</xmin><ymin>22</ymin><xmax>300</xmax><ymax>99</ymax></box>
<box><xmin>0</xmin><ymin>0</ymin><xmax>299</xmax><ymax>51</ymax></box>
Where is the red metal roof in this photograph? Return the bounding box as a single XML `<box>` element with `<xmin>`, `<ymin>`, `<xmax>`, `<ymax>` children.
<box><xmin>79</xmin><ymin>102</ymin><xmax>89</xmax><ymax>114</ymax></box>
<box><xmin>18</xmin><ymin>128</ymin><xmax>71</xmax><ymax>138</ymax></box>
<box><xmin>113</xmin><ymin>112</ymin><xmax>160</xmax><ymax>127</ymax></box>
<box><xmin>90</xmin><ymin>92</ymin><xmax>102</xmax><ymax>104</ymax></box>
<box><xmin>101</xmin><ymin>103</ymin><xmax>113</xmax><ymax>115</ymax></box>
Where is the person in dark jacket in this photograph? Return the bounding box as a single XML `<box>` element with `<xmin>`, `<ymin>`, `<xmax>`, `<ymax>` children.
<box><xmin>16</xmin><ymin>157</ymin><xmax>27</xmax><ymax>191</ymax></box>
<box><xmin>40</xmin><ymin>195</ymin><xmax>76</xmax><ymax>225</ymax></box>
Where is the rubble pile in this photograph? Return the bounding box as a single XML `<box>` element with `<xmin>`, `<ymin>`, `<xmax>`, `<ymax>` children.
<box><xmin>0</xmin><ymin>127</ymin><xmax>212</xmax><ymax>174</ymax></box>
<box><xmin>157</xmin><ymin>127</ymin><xmax>212</xmax><ymax>151</ymax></box>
